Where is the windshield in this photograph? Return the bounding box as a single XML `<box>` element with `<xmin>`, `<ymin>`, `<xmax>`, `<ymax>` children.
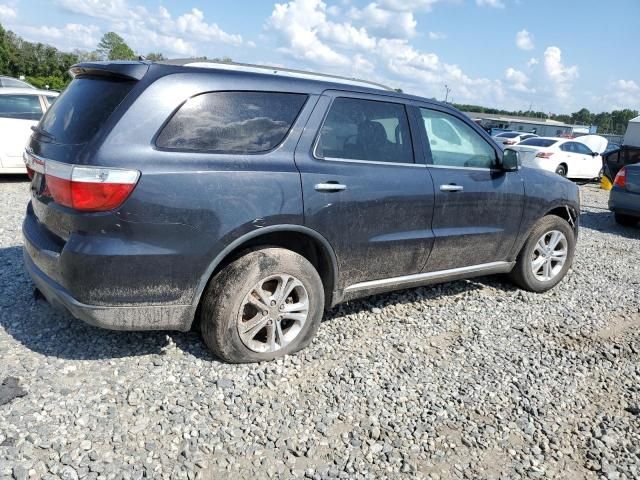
<box><xmin>39</xmin><ymin>75</ymin><xmax>134</xmax><ymax>144</ymax></box>
<box><xmin>519</xmin><ymin>138</ymin><xmax>558</xmax><ymax>147</ymax></box>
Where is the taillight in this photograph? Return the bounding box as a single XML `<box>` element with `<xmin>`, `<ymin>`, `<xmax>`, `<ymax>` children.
<box><xmin>536</xmin><ymin>152</ymin><xmax>554</xmax><ymax>159</ymax></box>
<box><xmin>614</xmin><ymin>167</ymin><xmax>627</xmax><ymax>188</ymax></box>
<box><xmin>504</xmin><ymin>140</ymin><xmax>516</xmax><ymax>145</ymax></box>
<box><xmin>24</xmin><ymin>151</ymin><xmax>139</xmax><ymax>212</ymax></box>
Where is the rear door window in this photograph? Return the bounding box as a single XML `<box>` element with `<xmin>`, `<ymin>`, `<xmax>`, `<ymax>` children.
<box><xmin>156</xmin><ymin>91</ymin><xmax>308</xmax><ymax>154</ymax></box>
<box><xmin>314</xmin><ymin>97</ymin><xmax>414</xmax><ymax>164</ymax></box>
<box><xmin>0</xmin><ymin>95</ymin><xmax>43</xmax><ymax>120</ymax></box>
<box><xmin>39</xmin><ymin>76</ymin><xmax>135</xmax><ymax>144</ymax></box>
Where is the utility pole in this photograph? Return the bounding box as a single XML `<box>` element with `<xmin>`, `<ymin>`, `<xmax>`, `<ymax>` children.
<box><xmin>444</xmin><ymin>84</ymin><xmax>451</xmax><ymax>103</ymax></box>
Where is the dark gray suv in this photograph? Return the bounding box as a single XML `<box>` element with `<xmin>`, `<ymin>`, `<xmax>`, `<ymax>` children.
<box><xmin>23</xmin><ymin>60</ymin><xmax>580</xmax><ymax>363</ymax></box>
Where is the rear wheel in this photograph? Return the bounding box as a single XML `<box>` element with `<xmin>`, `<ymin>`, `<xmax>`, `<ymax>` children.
<box><xmin>615</xmin><ymin>213</ymin><xmax>638</xmax><ymax>227</ymax></box>
<box><xmin>509</xmin><ymin>215</ymin><xmax>575</xmax><ymax>292</ymax></box>
<box><xmin>555</xmin><ymin>164</ymin><xmax>567</xmax><ymax>177</ymax></box>
<box><xmin>200</xmin><ymin>248</ymin><xmax>324</xmax><ymax>363</ymax></box>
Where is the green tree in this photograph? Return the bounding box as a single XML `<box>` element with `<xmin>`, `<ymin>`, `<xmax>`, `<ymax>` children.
<box><xmin>145</xmin><ymin>52</ymin><xmax>164</xmax><ymax>61</ymax></box>
<box><xmin>97</xmin><ymin>32</ymin><xmax>135</xmax><ymax>60</ymax></box>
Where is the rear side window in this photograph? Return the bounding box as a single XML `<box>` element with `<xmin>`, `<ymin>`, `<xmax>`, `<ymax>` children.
<box><xmin>519</xmin><ymin>138</ymin><xmax>558</xmax><ymax>147</ymax></box>
<box><xmin>0</xmin><ymin>95</ymin><xmax>43</xmax><ymax>120</ymax></box>
<box><xmin>39</xmin><ymin>76</ymin><xmax>135</xmax><ymax>144</ymax></box>
<box><xmin>315</xmin><ymin>97</ymin><xmax>414</xmax><ymax>164</ymax></box>
<box><xmin>156</xmin><ymin>92</ymin><xmax>308</xmax><ymax>154</ymax></box>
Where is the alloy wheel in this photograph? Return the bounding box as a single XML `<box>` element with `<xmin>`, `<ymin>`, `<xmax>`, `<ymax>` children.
<box><xmin>531</xmin><ymin>230</ymin><xmax>568</xmax><ymax>282</ymax></box>
<box><xmin>237</xmin><ymin>274</ymin><xmax>309</xmax><ymax>353</ymax></box>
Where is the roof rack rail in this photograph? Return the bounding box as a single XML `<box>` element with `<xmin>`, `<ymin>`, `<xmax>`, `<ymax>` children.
<box><xmin>157</xmin><ymin>59</ymin><xmax>394</xmax><ymax>92</ymax></box>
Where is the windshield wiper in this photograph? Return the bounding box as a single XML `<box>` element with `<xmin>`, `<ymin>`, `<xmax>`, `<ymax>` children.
<box><xmin>31</xmin><ymin>125</ymin><xmax>55</xmax><ymax>141</ymax></box>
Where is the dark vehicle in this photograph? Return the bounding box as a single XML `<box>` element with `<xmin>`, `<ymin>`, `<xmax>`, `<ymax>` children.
<box><xmin>602</xmin><ymin>145</ymin><xmax>640</xmax><ymax>183</ymax></box>
<box><xmin>23</xmin><ymin>60</ymin><xmax>580</xmax><ymax>363</ymax></box>
<box><xmin>609</xmin><ymin>164</ymin><xmax>640</xmax><ymax>226</ymax></box>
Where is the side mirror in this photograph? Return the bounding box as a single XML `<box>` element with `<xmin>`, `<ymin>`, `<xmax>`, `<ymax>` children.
<box><xmin>501</xmin><ymin>148</ymin><xmax>520</xmax><ymax>171</ymax></box>
<box><xmin>591</xmin><ymin>151</ymin><xmax>599</xmax><ymax>157</ymax></box>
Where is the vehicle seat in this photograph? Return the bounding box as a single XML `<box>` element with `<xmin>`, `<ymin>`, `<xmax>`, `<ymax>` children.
<box><xmin>345</xmin><ymin>120</ymin><xmax>391</xmax><ymax>161</ymax></box>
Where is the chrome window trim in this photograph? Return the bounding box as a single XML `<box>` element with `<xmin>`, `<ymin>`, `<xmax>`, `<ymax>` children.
<box><xmin>426</xmin><ymin>164</ymin><xmax>502</xmax><ymax>172</ymax></box>
<box><xmin>317</xmin><ymin>156</ymin><xmax>426</xmax><ymax>168</ymax></box>
<box><xmin>344</xmin><ymin>261</ymin><xmax>513</xmax><ymax>293</ymax></box>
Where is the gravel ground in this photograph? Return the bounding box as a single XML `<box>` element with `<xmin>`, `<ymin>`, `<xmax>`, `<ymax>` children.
<box><xmin>0</xmin><ymin>176</ymin><xmax>639</xmax><ymax>480</ymax></box>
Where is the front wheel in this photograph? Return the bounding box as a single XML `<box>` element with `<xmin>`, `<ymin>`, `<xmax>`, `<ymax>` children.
<box><xmin>200</xmin><ymin>248</ymin><xmax>324</xmax><ymax>363</ymax></box>
<box><xmin>509</xmin><ymin>215</ymin><xmax>576</xmax><ymax>292</ymax></box>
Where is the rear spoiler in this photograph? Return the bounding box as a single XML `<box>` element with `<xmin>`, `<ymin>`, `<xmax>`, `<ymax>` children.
<box><xmin>69</xmin><ymin>61</ymin><xmax>150</xmax><ymax>81</ymax></box>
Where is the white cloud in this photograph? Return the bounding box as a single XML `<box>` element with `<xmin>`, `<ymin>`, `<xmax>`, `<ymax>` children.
<box><xmin>268</xmin><ymin>0</ymin><xmax>350</xmax><ymax>66</ymax></box>
<box><xmin>377</xmin><ymin>38</ymin><xmax>504</xmax><ymax>103</ymax></box>
<box><xmin>527</xmin><ymin>57</ymin><xmax>538</xmax><ymax>67</ymax></box>
<box><xmin>476</xmin><ymin>0</ymin><xmax>505</xmax><ymax>8</ymax></box>
<box><xmin>505</xmin><ymin>67</ymin><xmax>534</xmax><ymax>93</ymax></box>
<box><xmin>378</xmin><ymin>0</ymin><xmax>441</xmax><ymax>12</ymax></box>
<box><xmin>428</xmin><ymin>31</ymin><xmax>446</xmax><ymax>40</ymax></box>
<box><xmin>348</xmin><ymin>3</ymin><xmax>417</xmax><ymax>38</ymax></box>
<box><xmin>13</xmin><ymin>23</ymin><xmax>100</xmax><ymax>51</ymax></box>
<box><xmin>595</xmin><ymin>79</ymin><xmax>640</xmax><ymax>111</ymax></box>
<box><xmin>58</xmin><ymin>0</ymin><xmax>138</xmax><ymax>21</ymax></box>
<box><xmin>54</xmin><ymin>0</ymin><xmax>245</xmax><ymax>56</ymax></box>
<box><xmin>0</xmin><ymin>3</ymin><xmax>17</xmax><ymax>20</ymax></box>
<box><xmin>267</xmin><ymin>0</ymin><xmax>505</xmax><ymax>105</ymax></box>
<box><xmin>543</xmin><ymin>46</ymin><xmax>578</xmax><ymax>99</ymax></box>
<box><xmin>515</xmin><ymin>29</ymin><xmax>534</xmax><ymax>50</ymax></box>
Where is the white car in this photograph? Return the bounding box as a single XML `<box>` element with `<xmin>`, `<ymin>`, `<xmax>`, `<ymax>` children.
<box><xmin>0</xmin><ymin>76</ymin><xmax>35</xmax><ymax>88</ymax></box>
<box><xmin>0</xmin><ymin>88</ymin><xmax>58</xmax><ymax>174</ymax></box>
<box><xmin>508</xmin><ymin>135</ymin><xmax>608</xmax><ymax>179</ymax></box>
<box><xmin>492</xmin><ymin>131</ymin><xmax>539</xmax><ymax>146</ymax></box>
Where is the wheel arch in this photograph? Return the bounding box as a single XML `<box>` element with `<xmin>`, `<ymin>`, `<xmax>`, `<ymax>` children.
<box><xmin>510</xmin><ymin>203</ymin><xmax>579</xmax><ymax>261</ymax></box>
<box><xmin>190</xmin><ymin>225</ymin><xmax>339</xmax><ymax>325</ymax></box>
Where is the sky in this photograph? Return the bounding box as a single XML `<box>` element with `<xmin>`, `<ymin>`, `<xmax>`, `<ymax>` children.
<box><xmin>0</xmin><ymin>0</ymin><xmax>639</xmax><ymax>114</ymax></box>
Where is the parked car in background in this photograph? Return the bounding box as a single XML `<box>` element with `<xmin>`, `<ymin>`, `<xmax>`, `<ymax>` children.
<box><xmin>0</xmin><ymin>88</ymin><xmax>58</xmax><ymax>173</ymax></box>
<box><xmin>508</xmin><ymin>136</ymin><xmax>604</xmax><ymax>179</ymax></box>
<box><xmin>602</xmin><ymin>145</ymin><xmax>640</xmax><ymax>184</ymax></box>
<box><xmin>0</xmin><ymin>76</ymin><xmax>35</xmax><ymax>88</ymax></box>
<box><xmin>492</xmin><ymin>131</ymin><xmax>538</xmax><ymax>146</ymax></box>
<box><xmin>604</xmin><ymin>142</ymin><xmax>621</xmax><ymax>154</ymax></box>
<box><xmin>23</xmin><ymin>60</ymin><xmax>580</xmax><ymax>363</ymax></box>
<box><xmin>609</xmin><ymin>164</ymin><xmax>640</xmax><ymax>226</ymax></box>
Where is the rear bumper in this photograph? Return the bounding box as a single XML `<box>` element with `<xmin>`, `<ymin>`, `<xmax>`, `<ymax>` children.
<box><xmin>24</xmin><ymin>250</ymin><xmax>193</xmax><ymax>331</ymax></box>
<box><xmin>609</xmin><ymin>188</ymin><xmax>640</xmax><ymax>217</ymax></box>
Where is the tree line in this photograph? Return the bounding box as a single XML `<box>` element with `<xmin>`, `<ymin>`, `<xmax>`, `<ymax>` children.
<box><xmin>454</xmin><ymin>103</ymin><xmax>637</xmax><ymax>136</ymax></box>
<box><xmin>0</xmin><ymin>22</ymin><xmax>636</xmax><ymax>135</ymax></box>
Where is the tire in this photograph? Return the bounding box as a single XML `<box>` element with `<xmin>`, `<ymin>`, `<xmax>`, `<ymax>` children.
<box><xmin>509</xmin><ymin>215</ymin><xmax>576</xmax><ymax>293</ymax></box>
<box><xmin>200</xmin><ymin>247</ymin><xmax>324</xmax><ymax>363</ymax></box>
<box><xmin>615</xmin><ymin>213</ymin><xmax>638</xmax><ymax>227</ymax></box>
<box><xmin>555</xmin><ymin>164</ymin><xmax>567</xmax><ymax>177</ymax></box>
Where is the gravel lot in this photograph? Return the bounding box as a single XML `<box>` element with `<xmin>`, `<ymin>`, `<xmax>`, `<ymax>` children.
<box><xmin>1</xmin><ymin>176</ymin><xmax>639</xmax><ymax>480</ymax></box>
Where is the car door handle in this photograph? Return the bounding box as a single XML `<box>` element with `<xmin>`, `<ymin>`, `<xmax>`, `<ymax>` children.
<box><xmin>315</xmin><ymin>182</ymin><xmax>347</xmax><ymax>192</ymax></box>
<box><xmin>440</xmin><ymin>184</ymin><xmax>464</xmax><ymax>192</ymax></box>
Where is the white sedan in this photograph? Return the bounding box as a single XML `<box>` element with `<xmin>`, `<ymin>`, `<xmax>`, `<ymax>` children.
<box><xmin>508</xmin><ymin>135</ymin><xmax>607</xmax><ymax>179</ymax></box>
<box><xmin>492</xmin><ymin>131</ymin><xmax>539</xmax><ymax>146</ymax></box>
<box><xmin>0</xmin><ymin>87</ymin><xmax>58</xmax><ymax>174</ymax></box>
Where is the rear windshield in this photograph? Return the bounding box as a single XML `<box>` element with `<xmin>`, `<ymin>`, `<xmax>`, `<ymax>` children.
<box><xmin>496</xmin><ymin>132</ymin><xmax>519</xmax><ymax>138</ymax></box>
<box><xmin>156</xmin><ymin>91</ymin><xmax>308</xmax><ymax>154</ymax></box>
<box><xmin>519</xmin><ymin>138</ymin><xmax>558</xmax><ymax>147</ymax></box>
<box><xmin>0</xmin><ymin>94</ymin><xmax>42</xmax><ymax>120</ymax></box>
<box><xmin>39</xmin><ymin>76</ymin><xmax>134</xmax><ymax>144</ymax></box>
